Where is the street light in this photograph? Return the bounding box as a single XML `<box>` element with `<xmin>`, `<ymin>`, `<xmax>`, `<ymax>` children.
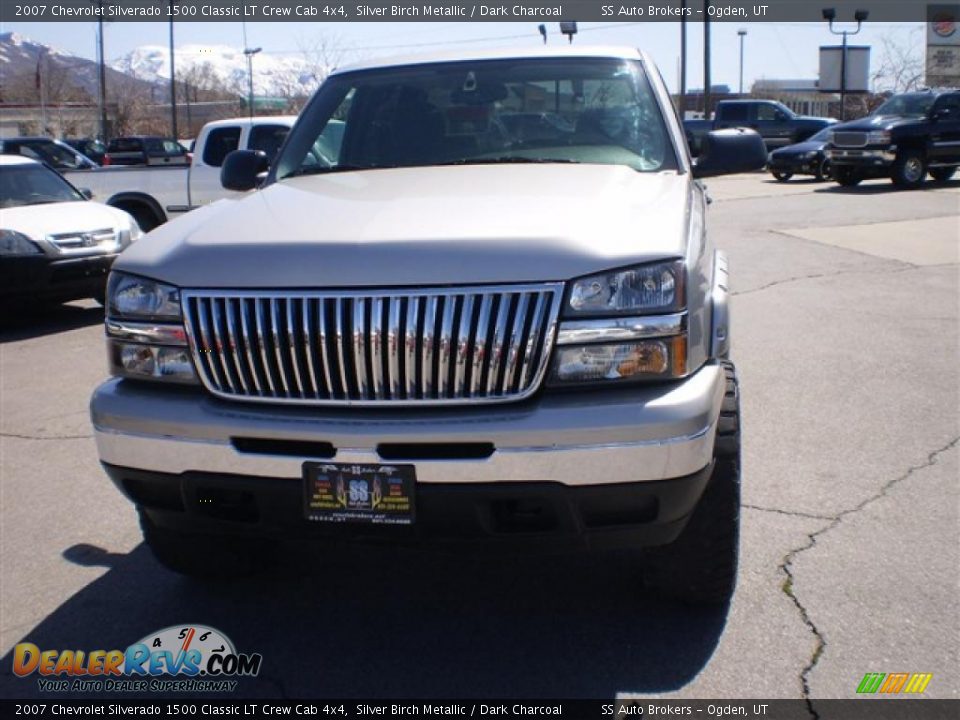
<box><xmin>244</xmin><ymin>47</ymin><xmax>261</xmax><ymax>122</ymax></box>
<box><xmin>822</xmin><ymin>7</ymin><xmax>869</xmax><ymax>121</ymax></box>
<box><xmin>737</xmin><ymin>29</ymin><xmax>747</xmax><ymax>96</ymax></box>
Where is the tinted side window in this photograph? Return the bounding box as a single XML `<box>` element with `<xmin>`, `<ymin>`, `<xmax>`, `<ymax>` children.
<box><xmin>933</xmin><ymin>94</ymin><xmax>960</xmax><ymax>117</ymax></box>
<box><xmin>144</xmin><ymin>139</ymin><xmax>165</xmax><ymax>154</ymax></box>
<box><xmin>109</xmin><ymin>138</ymin><xmax>143</xmax><ymax>152</ymax></box>
<box><xmin>163</xmin><ymin>140</ymin><xmax>185</xmax><ymax>154</ymax></box>
<box><xmin>203</xmin><ymin>127</ymin><xmax>242</xmax><ymax>167</ymax></box>
<box><xmin>248</xmin><ymin>125</ymin><xmax>290</xmax><ymax>162</ymax></box>
<box><xmin>757</xmin><ymin>104</ymin><xmax>780</xmax><ymax>121</ymax></box>
<box><xmin>721</xmin><ymin>104</ymin><xmax>749</xmax><ymax>122</ymax></box>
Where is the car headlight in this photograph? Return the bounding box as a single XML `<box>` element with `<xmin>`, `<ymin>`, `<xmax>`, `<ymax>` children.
<box><xmin>866</xmin><ymin>130</ymin><xmax>891</xmax><ymax>145</ymax></box>
<box><xmin>105</xmin><ymin>272</ymin><xmax>196</xmax><ymax>384</ymax></box>
<box><xmin>117</xmin><ymin>219</ymin><xmax>143</xmax><ymax>248</ymax></box>
<box><xmin>566</xmin><ymin>260</ymin><xmax>684</xmax><ymax>317</ymax></box>
<box><xmin>550</xmin><ymin>260</ymin><xmax>689</xmax><ymax>387</ymax></box>
<box><xmin>0</xmin><ymin>230</ymin><xmax>43</xmax><ymax>256</ymax></box>
<box><xmin>107</xmin><ymin>271</ymin><xmax>181</xmax><ymax>320</ymax></box>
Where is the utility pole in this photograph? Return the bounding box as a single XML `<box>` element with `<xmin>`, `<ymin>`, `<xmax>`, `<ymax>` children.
<box><xmin>703</xmin><ymin>1</ymin><xmax>711</xmax><ymax>117</ymax></box>
<box><xmin>244</xmin><ymin>48</ymin><xmax>261</xmax><ymax>122</ymax></box>
<box><xmin>169</xmin><ymin>1</ymin><xmax>178</xmax><ymax>139</ymax></box>
<box><xmin>95</xmin><ymin>0</ymin><xmax>107</xmax><ymax>140</ymax></box>
<box><xmin>738</xmin><ymin>29</ymin><xmax>747</xmax><ymax>96</ymax></box>
<box><xmin>679</xmin><ymin>0</ymin><xmax>687</xmax><ymax>117</ymax></box>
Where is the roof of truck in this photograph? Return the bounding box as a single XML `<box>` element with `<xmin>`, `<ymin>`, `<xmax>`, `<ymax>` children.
<box><xmin>200</xmin><ymin>116</ymin><xmax>298</xmax><ymax>130</ymax></box>
<box><xmin>334</xmin><ymin>45</ymin><xmax>647</xmax><ymax>75</ymax></box>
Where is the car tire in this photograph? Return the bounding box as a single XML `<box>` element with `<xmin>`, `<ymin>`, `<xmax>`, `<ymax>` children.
<box><xmin>139</xmin><ymin>509</ymin><xmax>272</xmax><ymax>579</ymax></box>
<box><xmin>771</xmin><ymin>170</ymin><xmax>792</xmax><ymax>182</ymax></box>
<box><xmin>929</xmin><ymin>167</ymin><xmax>956</xmax><ymax>183</ymax></box>
<box><xmin>643</xmin><ymin>361</ymin><xmax>741</xmax><ymax>605</ymax></box>
<box><xmin>833</xmin><ymin>167</ymin><xmax>863</xmax><ymax>187</ymax></box>
<box><xmin>891</xmin><ymin>149</ymin><xmax>927</xmax><ymax>189</ymax></box>
<box><xmin>815</xmin><ymin>159</ymin><xmax>832</xmax><ymax>182</ymax></box>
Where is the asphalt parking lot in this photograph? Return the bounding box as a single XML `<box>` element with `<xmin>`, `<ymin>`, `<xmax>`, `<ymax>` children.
<box><xmin>1</xmin><ymin>173</ymin><xmax>957</xmax><ymax>705</ymax></box>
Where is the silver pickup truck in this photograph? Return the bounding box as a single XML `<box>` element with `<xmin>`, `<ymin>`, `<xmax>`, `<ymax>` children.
<box><xmin>90</xmin><ymin>46</ymin><xmax>765</xmax><ymax>604</ymax></box>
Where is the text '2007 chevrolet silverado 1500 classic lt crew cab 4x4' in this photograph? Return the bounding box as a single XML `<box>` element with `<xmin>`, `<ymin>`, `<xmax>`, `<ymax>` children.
<box><xmin>90</xmin><ymin>47</ymin><xmax>766</xmax><ymax>604</ymax></box>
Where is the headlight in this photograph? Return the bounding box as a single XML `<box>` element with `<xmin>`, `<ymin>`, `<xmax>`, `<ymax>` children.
<box><xmin>117</xmin><ymin>219</ymin><xmax>143</xmax><ymax>248</ymax></box>
<box><xmin>108</xmin><ymin>272</ymin><xmax>181</xmax><ymax>320</ymax></box>
<box><xmin>566</xmin><ymin>260</ymin><xmax>684</xmax><ymax>317</ymax></box>
<box><xmin>0</xmin><ymin>230</ymin><xmax>43</xmax><ymax>256</ymax></box>
<box><xmin>549</xmin><ymin>337</ymin><xmax>687</xmax><ymax>385</ymax></box>
<box><xmin>105</xmin><ymin>272</ymin><xmax>196</xmax><ymax>384</ymax></box>
<box><xmin>866</xmin><ymin>130</ymin><xmax>891</xmax><ymax>145</ymax></box>
<box><xmin>804</xmin><ymin>151</ymin><xmax>820</xmax><ymax>159</ymax></box>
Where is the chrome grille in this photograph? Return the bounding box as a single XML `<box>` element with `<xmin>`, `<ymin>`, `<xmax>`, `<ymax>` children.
<box><xmin>48</xmin><ymin>228</ymin><xmax>116</xmax><ymax>252</ymax></box>
<box><xmin>182</xmin><ymin>285</ymin><xmax>563</xmax><ymax>406</ymax></box>
<box><xmin>832</xmin><ymin>131</ymin><xmax>867</xmax><ymax>148</ymax></box>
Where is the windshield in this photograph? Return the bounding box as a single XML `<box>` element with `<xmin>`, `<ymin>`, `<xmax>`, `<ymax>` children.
<box><xmin>275</xmin><ymin>57</ymin><xmax>676</xmax><ymax>179</ymax></box>
<box><xmin>873</xmin><ymin>94</ymin><xmax>935</xmax><ymax>117</ymax></box>
<box><xmin>0</xmin><ymin>164</ymin><xmax>84</xmax><ymax>209</ymax></box>
<box><xmin>17</xmin><ymin>140</ymin><xmax>90</xmax><ymax>169</ymax></box>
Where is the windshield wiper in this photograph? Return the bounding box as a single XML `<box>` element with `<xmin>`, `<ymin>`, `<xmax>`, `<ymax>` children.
<box><xmin>284</xmin><ymin>164</ymin><xmax>398</xmax><ymax>178</ymax></box>
<box><xmin>439</xmin><ymin>157</ymin><xmax>581</xmax><ymax>166</ymax></box>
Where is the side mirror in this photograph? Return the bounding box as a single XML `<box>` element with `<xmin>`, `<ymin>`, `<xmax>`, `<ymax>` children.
<box><xmin>693</xmin><ymin>128</ymin><xmax>767</xmax><ymax>179</ymax></box>
<box><xmin>221</xmin><ymin>150</ymin><xmax>270</xmax><ymax>191</ymax></box>
<box><xmin>79</xmin><ymin>188</ymin><xmax>93</xmax><ymax>200</ymax></box>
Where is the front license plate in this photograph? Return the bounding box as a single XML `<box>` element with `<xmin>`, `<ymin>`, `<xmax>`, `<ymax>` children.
<box><xmin>303</xmin><ymin>462</ymin><xmax>416</xmax><ymax>525</ymax></box>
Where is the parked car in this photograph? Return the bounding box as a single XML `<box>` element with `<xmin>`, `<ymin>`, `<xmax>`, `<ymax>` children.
<box><xmin>0</xmin><ymin>156</ymin><xmax>140</xmax><ymax>305</ymax></box>
<box><xmin>90</xmin><ymin>47</ymin><xmax>767</xmax><ymax>603</ymax></box>
<box><xmin>0</xmin><ymin>137</ymin><xmax>98</xmax><ymax>170</ymax></box>
<box><xmin>685</xmin><ymin>99</ymin><xmax>836</xmax><ymax>155</ymax></box>
<box><xmin>62</xmin><ymin>116</ymin><xmax>297</xmax><ymax>231</ymax></box>
<box><xmin>826</xmin><ymin>88</ymin><xmax>960</xmax><ymax>188</ymax></box>
<box><xmin>767</xmin><ymin>127</ymin><xmax>833</xmax><ymax>182</ymax></box>
<box><xmin>104</xmin><ymin>136</ymin><xmax>191</xmax><ymax>166</ymax></box>
<box><xmin>64</xmin><ymin>138</ymin><xmax>107</xmax><ymax>165</ymax></box>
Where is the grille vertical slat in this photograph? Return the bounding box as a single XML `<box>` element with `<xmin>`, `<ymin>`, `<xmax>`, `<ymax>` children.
<box><xmin>405</xmin><ymin>297</ymin><xmax>419</xmax><ymax>399</ymax></box>
<box><xmin>454</xmin><ymin>294</ymin><xmax>476</xmax><ymax>398</ymax></box>
<box><xmin>388</xmin><ymin>297</ymin><xmax>402</xmax><ymax>399</ymax></box>
<box><xmin>421</xmin><ymin>296</ymin><xmax>438</xmax><ymax>399</ymax></box>
<box><xmin>486</xmin><ymin>293</ymin><xmax>513</xmax><ymax>396</ymax></box>
<box><xmin>183</xmin><ymin>284</ymin><xmax>560</xmax><ymax>406</ymax></box>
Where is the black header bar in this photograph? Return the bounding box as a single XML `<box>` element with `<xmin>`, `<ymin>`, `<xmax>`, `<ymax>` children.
<box><xmin>0</xmin><ymin>1</ymin><xmax>946</xmax><ymax>23</ymax></box>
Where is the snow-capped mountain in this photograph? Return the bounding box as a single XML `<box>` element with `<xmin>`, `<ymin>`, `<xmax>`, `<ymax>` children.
<box><xmin>113</xmin><ymin>45</ymin><xmax>321</xmax><ymax>96</ymax></box>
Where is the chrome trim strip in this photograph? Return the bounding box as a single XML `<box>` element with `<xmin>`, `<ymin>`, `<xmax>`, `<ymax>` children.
<box><xmin>556</xmin><ymin>313</ymin><xmax>686</xmax><ymax>346</ymax></box>
<box><xmin>105</xmin><ymin>321</ymin><xmax>187</xmax><ymax>346</ymax></box>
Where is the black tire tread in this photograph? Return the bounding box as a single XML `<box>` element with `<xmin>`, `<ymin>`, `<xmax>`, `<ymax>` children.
<box><xmin>644</xmin><ymin>361</ymin><xmax>741</xmax><ymax>605</ymax></box>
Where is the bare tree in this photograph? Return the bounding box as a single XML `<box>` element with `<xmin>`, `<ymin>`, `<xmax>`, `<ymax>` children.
<box><xmin>297</xmin><ymin>32</ymin><xmax>348</xmax><ymax>90</ymax></box>
<box><xmin>872</xmin><ymin>29</ymin><xmax>925</xmax><ymax>94</ymax></box>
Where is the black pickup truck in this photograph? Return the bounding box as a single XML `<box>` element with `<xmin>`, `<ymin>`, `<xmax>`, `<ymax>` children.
<box><xmin>826</xmin><ymin>88</ymin><xmax>960</xmax><ymax>188</ymax></box>
<box><xmin>684</xmin><ymin>100</ymin><xmax>836</xmax><ymax>155</ymax></box>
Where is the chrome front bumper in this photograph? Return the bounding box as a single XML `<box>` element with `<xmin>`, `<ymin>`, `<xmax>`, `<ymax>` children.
<box><xmin>90</xmin><ymin>362</ymin><xmax>725</xmax><ymax>487</ymax></box>
<box><xmin>827</xmin><ymin>147</ymin><xmax>897</xmax><ymax>164</ymax></box>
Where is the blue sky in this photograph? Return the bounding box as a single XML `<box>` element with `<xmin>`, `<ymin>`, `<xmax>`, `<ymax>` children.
<box><xmin>7</xmin><ymin>20</ymin><xmax>923</xmax><ymax>93</ymax></box>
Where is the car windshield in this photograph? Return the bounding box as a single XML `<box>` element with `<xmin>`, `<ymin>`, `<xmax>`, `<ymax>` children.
<box><xmin>16</xmin><ymin>140</ymin><xmax>88</xmax><ymax>169</ymax></box>
<box><xmin>275</xmin><ymin>57</ymin><xmax>676</xmax><ymax>179</ymax></box>
<box><xmin>0</xmin><ymin>164</ymin><xmax>84</xmax><ymax>208</ymax></box>
<box><xmin>873</xmin><ymin>94</ymin><xmax>935</xmax><ymax>117</ymax></box>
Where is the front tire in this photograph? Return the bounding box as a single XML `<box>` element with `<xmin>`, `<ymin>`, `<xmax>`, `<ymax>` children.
<box><xmin>815</xmin><ymin>158</ymin><xmax>832</xmax><ymax>182</ymax></box>
<box><xmin>140</xmin><ymin>509</ymin><xmax>271</xmax><ymax>579</ymax></box>
<box><xmin>771</xmin><ymin>170</ymin><xmax>793</xmax><ymax>182</ymax></box>
<box><xmin>833</xmin><ymin>167</ymin><xmax>863</xmax><ymax>187</ymax></box>
<box><xmin>929</xmin><ymin>167</ymin><xmax>956</xmax><ymax>183</ymax></box>
<box><xmin>643</xmin><ymin>362</ymin><xmax>741</xmax><ymax>605</ymax></box>
<box><xmin>891</xmin><ymin>149</ymin><xmax>927</xmax><ymax>189</ymax></box>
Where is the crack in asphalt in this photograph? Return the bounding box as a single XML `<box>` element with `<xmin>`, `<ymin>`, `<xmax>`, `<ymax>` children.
<box><xmin>731</xmin><ymin>261</ymin><xmax>954</xmax><ymax>298</ymax></box>
<box><xmin>777</xmin><ymin>435</ymin><xmax>959</xmax><ymax>720</ymax></box>
<box><xmin>0</xmin><ymin>432</ymin><xmax>92</xmax><ymax>441</ymax></box>
<box><xmin>742</xmin><ymin>504</ymin><xmax>835</xmax><ymax>521</ymax></box>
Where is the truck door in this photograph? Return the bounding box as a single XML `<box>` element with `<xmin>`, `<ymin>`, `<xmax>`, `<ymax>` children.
<box><xmin>755</xmin><ymin>102</ymin><xmax>794</xmax><ymax>149</ymax></box>
<box><xmin>929</xmin><ymin>93</ymin><xmax>960</xmax><ymax>166</ymax></box>
<box><xmin>188</xmin><ymin>125</ymin><xmax>242</xmax><ymax>207</ymax></box>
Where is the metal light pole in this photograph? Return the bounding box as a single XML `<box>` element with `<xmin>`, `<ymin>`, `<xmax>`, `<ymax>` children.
<box><xmin>738</xmin><ymin>29</ymin><xmax>747</xmax><ymax>96</ymax></box>
<box><xmin>169</xmin><ymin>1</ymin><xmax>178</xmax><ymax>139</ymax></box>
<box><xmin>703</xmin><ymin>0</ymin><xmax>712</xmax><ymax>118</ymax></box>
<box><xmin>679</xmin><ymin>0</ymin><xmax>687</xmax><ymax>116</ymax></box>
<box><xmin>92</xmin><ymin>0</ymin><xmax>107</xmax><ymax>140</ymax></box>
<box><xmin>822</xmin><ymin>8</ymin><xmax>869</xmax><ymax>121</ymax></box>
<box><xmin>244</xmin><ymin>47</ymin><xmax>261</xmax><ymax>122</ymax></box>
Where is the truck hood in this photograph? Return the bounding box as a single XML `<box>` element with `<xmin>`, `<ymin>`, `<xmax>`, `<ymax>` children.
<box><xmin>830</xmin><ymin>115</ymin><xmax>923</xmax><ymax>131</ymax></box>
<box><xmin>116</xmin><ymin>164</ymin><xmax>693</xmax><ymax>289</ymax></box>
